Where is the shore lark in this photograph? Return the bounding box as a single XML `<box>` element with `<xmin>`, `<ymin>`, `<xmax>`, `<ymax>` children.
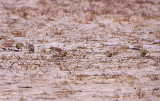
<box><xmin>28</xmin><ymin>44</ymin><xmax>34</xmax><ymax>53</ymax></box>
<box><xmin>16</xmin><ymin>42</ymin><xmax>23</xmax><ymax>51</ymax></box>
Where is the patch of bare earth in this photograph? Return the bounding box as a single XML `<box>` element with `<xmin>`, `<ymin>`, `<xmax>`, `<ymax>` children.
<box><xmin>0</xmin><ymin>0</ymin><xmax>160</xmax><ymax>101</ymax></box>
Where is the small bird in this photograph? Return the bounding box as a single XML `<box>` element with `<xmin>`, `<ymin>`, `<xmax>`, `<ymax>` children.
<box><xmin>105</xmin><ymin>51</ymin><xmax>113</xmax><ymax>57</ymax></box>
<box><xmin>28</xmin><ymin>44</ymin><xmax>34</xmax><ymax>53</ymax></box>
<box><xmin>140</xmin><ymin>50</ymin><xmax>147</xmax><ymax>57</ymax></box>
<box><xmin>50</xmin><ymin>46</ymin><xmax>67</xmax><ymax>60</ymax></box>
<box><xmin>16</xmin><ymin>42</ymin><xmax>23</xmax><ymax>51</ymax></box>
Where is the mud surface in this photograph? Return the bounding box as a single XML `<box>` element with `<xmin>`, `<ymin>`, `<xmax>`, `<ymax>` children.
<box><xmin>0</xmin><ymin>0</ymin><xmax>160</xmax><ymax>101</ymax></box>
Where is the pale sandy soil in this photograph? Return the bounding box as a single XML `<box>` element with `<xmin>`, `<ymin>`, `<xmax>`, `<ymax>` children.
<box><xmin>0</xmin><ymin>0</ymin><xmax>160</xmax><ymax>101</ymax></box>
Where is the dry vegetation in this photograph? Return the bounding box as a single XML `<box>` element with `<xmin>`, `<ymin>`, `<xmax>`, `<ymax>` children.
<box><xmin>0</xmin><ymin>0</ymin><xmax>160</xmax><ymax>101</ymax></box>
